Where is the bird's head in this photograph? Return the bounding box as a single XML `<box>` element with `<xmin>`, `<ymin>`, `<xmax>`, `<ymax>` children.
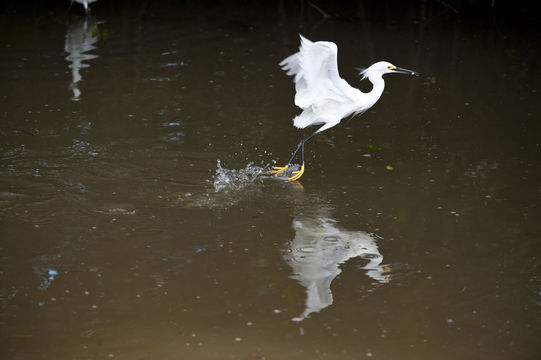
<box><xmin>360</xmin><ymin>61</ymin><xmax>419</xmax><ymax>80</ymax></box>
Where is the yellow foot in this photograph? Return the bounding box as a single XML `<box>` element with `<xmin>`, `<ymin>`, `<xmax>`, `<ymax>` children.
<box><xmin>288</xmin><ymin>163</ymin><xmax>305</xmax><ymax>181</ymax></box>
<box><xmin>268</xmin><ymin>164</ymin><xmax>289</xmax><ymax>175</ymax></box>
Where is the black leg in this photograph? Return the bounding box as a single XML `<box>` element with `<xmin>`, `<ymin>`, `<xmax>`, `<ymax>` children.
<box><xmin>270</xmin><ymin>130</ymin><xmax>319</xmax><ymax>180</ymax></box>
<box><xmin>301</xmin><ymin>138</ymin><xmax>305</xmax><ymax>165</ymax></box>
<box><xmin>287</xmin><ymin>131</ymin><xmax>318</xmax><ymax>165</ymax></box>
<box><xmin>287</xmin><ymin>143</ymin><xmax>302</xmax><ymax>165</ymax></box>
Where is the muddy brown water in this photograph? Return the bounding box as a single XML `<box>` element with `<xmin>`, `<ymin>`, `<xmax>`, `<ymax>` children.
<box><xmin>1</xmin><ymin>1</ymin><xmax>540</xmax><ymax>359</ymax></box>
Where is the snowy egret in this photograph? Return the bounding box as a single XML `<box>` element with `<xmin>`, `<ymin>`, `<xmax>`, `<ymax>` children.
<box><xmin>72</xmin><ymin>0</ymin><xmax>97</xmax><ymax>14</ymax></box>
<box><xmin>271</xmin><ymin>35</ymin><xmax>419</xmax><ymax>181</ymax></box>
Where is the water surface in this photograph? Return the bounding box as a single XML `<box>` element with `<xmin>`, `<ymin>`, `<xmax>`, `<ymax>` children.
<box><xmin>1</xmin><ymin>1</ymin><xmax>540</xmax><ymax>359</ymax></box>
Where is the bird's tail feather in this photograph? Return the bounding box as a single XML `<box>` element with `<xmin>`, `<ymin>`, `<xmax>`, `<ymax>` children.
<box><xmin>293</xmin><ymin>109</ymin><xmax>317</xmax><ymax>129</ymax></box>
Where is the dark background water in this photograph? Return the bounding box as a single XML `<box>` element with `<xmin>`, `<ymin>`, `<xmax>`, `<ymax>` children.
<box><xmin>1</xmin><ymin>1</ymin><xmax>540</xmax><ymax>359</ymax></box>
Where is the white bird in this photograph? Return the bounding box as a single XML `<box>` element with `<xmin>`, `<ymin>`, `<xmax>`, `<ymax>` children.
<box><xmin>271</xmin><ymin>35</ymin><xmax>419</xmax><ymax>181</ymax></box>
<box><xmin>72</xmin><ymin>0</ymin><xmax>97</xmax><ymax>15</ymax></box>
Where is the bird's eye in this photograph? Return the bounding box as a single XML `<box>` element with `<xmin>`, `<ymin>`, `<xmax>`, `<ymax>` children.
<box><xmin>387</xmin><ymin>65</ymin><xmax>396</xmax><ymax>70</ymax></box>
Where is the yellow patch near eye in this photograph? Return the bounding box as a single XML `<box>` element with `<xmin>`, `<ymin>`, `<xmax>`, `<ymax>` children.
<box><xmin>388</xmin><ymin>66</ymin><xmax>396</xmax><ymax>70</ymax></box>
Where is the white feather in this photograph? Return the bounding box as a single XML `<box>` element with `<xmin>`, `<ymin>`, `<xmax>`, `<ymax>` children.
<box><xmin>274</xmin><ymin>35</ymin><xmax>417</xmax><ymax>179</ymax></box>
<box><xmin>280</xmin><ymin>35</ymin><xmax>406</xmax><ymax>133</ymax></box>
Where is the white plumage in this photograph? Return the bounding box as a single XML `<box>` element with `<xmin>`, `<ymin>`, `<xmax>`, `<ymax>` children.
<box><xmin>272</xmin><ymin>35</ymin><xmax>418</xmax><ymax>181</ymax></box>
<box><xmin>280</xmin><ymin>35</ymin><xmax>365</xmax><ymax>132</ymax></box>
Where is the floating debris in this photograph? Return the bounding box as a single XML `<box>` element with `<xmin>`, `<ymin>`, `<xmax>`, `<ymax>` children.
<box><xmin>366</xmin><ymin>144</ymin><xmax>382</xmax><ymax>151</ymax></box>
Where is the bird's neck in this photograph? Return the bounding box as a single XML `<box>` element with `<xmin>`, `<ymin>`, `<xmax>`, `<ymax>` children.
<box><xmin>365</xmin><ymin>75</ymin><xmax>385</xmax><ymax>108</ymax></box>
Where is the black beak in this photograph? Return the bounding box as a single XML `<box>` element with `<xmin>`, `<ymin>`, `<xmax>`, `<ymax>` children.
<box><xmin>394</xmin><ymin>67</ymin><xmax>420</xmax><ymax>76</ymax></box>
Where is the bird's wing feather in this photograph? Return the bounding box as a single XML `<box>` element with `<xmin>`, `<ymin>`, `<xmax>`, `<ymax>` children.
<box><xmin>280</xmin><ymin>35</ymin><xmax>354</xmax><ymax>112</ymax></box>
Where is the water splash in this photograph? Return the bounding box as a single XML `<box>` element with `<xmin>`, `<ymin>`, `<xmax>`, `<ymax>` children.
<box><xmin>212</xmin><ymin>160</ymin><xmax>272</xmax><ymax>193</ymax></box>
<box><xmin>177</xmin><ymin>160</ymin><xmax>276</xmax><ymax>209</ymax></box>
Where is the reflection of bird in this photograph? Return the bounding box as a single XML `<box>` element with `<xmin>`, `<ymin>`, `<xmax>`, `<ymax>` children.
<box><xmin>271</xmin><ymin>35</ymin><xmax>419</xmax><ymax>181</ymax></box>
<box><xmin>284</xmin><ymin>216</ymin><xmax>390</xmax><ymax>322</ymax></box>
<box><xmin>65</xmin><ymin>17</ymin><xmax>99</xmax><ymax>101</ymax></box>
<box><xmin>72</xmin><ymin>0</ymin><xmax>97</xmax><ymax>15</ymax></box>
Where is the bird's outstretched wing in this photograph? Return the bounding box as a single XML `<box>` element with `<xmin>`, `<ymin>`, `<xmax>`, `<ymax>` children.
<box><xmin>280</xmin><ymin>35</ymin><xmax>353</xmax><ymax>112</ymax></box>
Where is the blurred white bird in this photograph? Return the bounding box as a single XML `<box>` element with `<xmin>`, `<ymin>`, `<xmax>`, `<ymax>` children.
<box><xmin>72</xmin><ymin>0</ymin><xmax>97</xmax><ymax>14</ymax></box>
<box><xmin>65</xmin><ymin>16</ymin><xmax>99</xmax><ymax>101</ymax></box>
<box><xmin>271</xmin><ymin>35</ymin><xmax>419</xmax><ymax>181</ymax></box>
<box><xmin>285</xmin><ymin>215</ymin><xmax>390</xmax><ymax>321</ymax></box>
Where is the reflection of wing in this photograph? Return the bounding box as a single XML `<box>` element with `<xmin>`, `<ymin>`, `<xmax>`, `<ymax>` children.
<box><xmin>65</xmin><ymin>17</ymin><xmax>99</xmax><ymax>100</ymax></box>
<box><xmin>284</xmin><ymin>216</ymin><xmax>390</xmax><ymax>322</ymax></box>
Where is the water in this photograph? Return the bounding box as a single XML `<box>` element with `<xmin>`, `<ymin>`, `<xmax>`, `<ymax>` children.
<box><xmin>212</xmin><ymin>160</ymin><xmax>271</xmax><ymax>193</ymax></box>
<box><xmin>1</xmin><ymin>1</ymin><xmax>540</xmax><ymax>359</ymax></box>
